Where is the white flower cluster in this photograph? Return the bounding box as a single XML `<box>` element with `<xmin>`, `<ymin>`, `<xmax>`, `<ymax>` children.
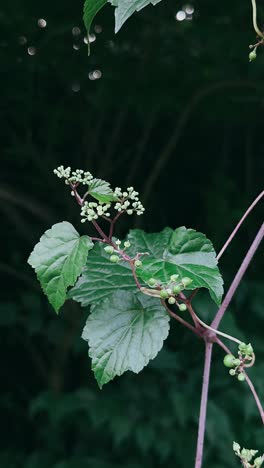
<box><xmin>113</xmin><ymin>186</ymin><xmax>145</xmax><ymax>216</ymax></box>
<box><xmin>233</xmin><ymin>442</ymin><xmax>263</xmax><ymax>467</ymax></box>
<box><xmin>81</xmin><ymin>201</ymin><xmax>111</xmax><ymax>223</ymax></box>
<box><xmin>53</xmin><ymin>166</ymin><xmax>93</xmax><ymax>185</ymax></box>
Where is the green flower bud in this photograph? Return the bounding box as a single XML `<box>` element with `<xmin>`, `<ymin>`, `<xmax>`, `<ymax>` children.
<box><xmin>233</xmin><ymin>442</ymin><xmax>241</xmax><ymax>453</ymax></box>
<box><xmin>160</xmin><ymin>289</ymin><xmax>169</xmax><ymax>299</ymax></box>
<box><xmin>254</xmin><ymin>456</ymin><xmax>263</xmax><ymax>467</ymax></box>
<box><xmin>110</xmin><ymin>255</ymin><xmax>120</xmax><ymax>263</ymax></box>
<box><xmin>223</xmin><ymin>354</ymin><xmax>236</xmax><ymax>368</ymax></box>
<box><xmin>181</xmin><ymin>277</ymin><xmax>193</xmax><ymax>287</ymax></box>
<box><xmin>239</xmin><ymin>342</ymin><xmax>247</xmax><ymax>352</ymax></box>
<box><xmin>173</xmin><ymin>285</ymin><xmax>182</xmax><ymax>295</ymax></box>
<box><xmin>170</xmin><ymin>274</ymin><xmax>179</xmax><ymax>282</ymax></box>
<box><xmin>104</xmin><ymin>245</ymin><xmax>114</xmax><ymax>254</ymax></box>
<box><xmin>229</xmin><ymin>369</ymin><xmax>236</xmax><ymax>376</ymax></box>
<box><xmin>233</xmin><ymin>358</ymin><xmax>241</xmax><ymax>367</ymax></box>
<box><xmin>241</xmin><ymin>448</ymin><xmax>250</xmax><ymax>460</ymax></box>
<box><xmin>168</xmin><ymin>297</ymin><xmax>176</xmax><ymax>305</ymax></box>
<box><xmin>135</xmin><ymin>259</ymin><xmax>142</xmax><ymax>268</ymax></box>
<box><xmin>148</xmin><ymin>278</ymin><xmax>157</xmax><ymax>287</ymax></box>
<box><xmin>245</xmin><ymin>344</ymin><xmax>254</xmax><ymax>355</ymax></box>
<box><xmin>179</xmin><ymin>303</ymin><xmax>187</xmax><ymax>312</ymax></box>
<box><xmin>237</xmin><ymin>373</ymin><xmax>245</xmax><ymax>382</ymax></box>
<box><xmin>249</xmin><ymin>47</ymin><xmax>257</xmax><ymax>62</ymax></box>
<box><xmin>124</xmin><ymin>240</ymin><xmax>131</xmax><ymax>248</ymax></box>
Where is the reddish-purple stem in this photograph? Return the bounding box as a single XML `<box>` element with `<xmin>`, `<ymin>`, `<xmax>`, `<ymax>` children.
<box><xmin>70</xmin><ymin>183</ymin><xmax>84</xmax><ymax>206</ymax></box>
<box><xmin>217</xmin><ymin>191</ymin><xmax>264</xmax><ymax>260</ymax></box>
<box><xmin>211</xmin><ymin>222</ymin><xmax>264</xmax><ymax>330</ymax></box>
<box><xmin>194</xmin><ymin>341</ymin><xmax>213</xmax><ymax>468</ymax></box>
<box><xmin>109</xmin><ymin>211</ymin><xmax>124</xmax><ymax>239</ymax></box>
<box><xmin>162</xmin><ymin>301</ymin><xmax>201</xmax><ymax>337</ymax></box>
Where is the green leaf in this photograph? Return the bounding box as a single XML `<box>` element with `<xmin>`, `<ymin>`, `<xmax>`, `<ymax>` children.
<box><xmin>108</xmin><ymin>0</ymin><xmax>162</xmax><ymax>33</ymax></box>
<box><xmin>88</xmin><ymin>178</ymin><xmax>117</xmax><ymax>203</ymax></box>
<box><xmin>68</xmin><ymin>242</ymin><xmax>137</xmax><ymax>306</ymax></box>
<box><xmin>82</xmin><ymin>291</ymin><xmax>170</xmax><ymax>387</ymax></box>
<box><xmin>83</xmin><ymin>0</ymin><xmax>107</xmax><ymax>53</ymax></box>
<box><xmin>128</xmin><ymin>227</ymin><xmax>224</xmax><ymax>305</ymax></box>
<box><xmin>28</xmin><ymin>222</ymin><xmax>94</xmax><ymax>313</ymax></box>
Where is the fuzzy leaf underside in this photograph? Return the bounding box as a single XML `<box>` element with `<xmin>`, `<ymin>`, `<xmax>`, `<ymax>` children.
<box><xmin>68</xmin><ymin>242</ymin><xmax>137</xmax><ymax>306</ymax></box>
<box><xmin>108</xmin><ymin>0</ymin><xmax>163</xmax><ymax>33</ymax></box>
<box><xmin>82</xmin><ymin>290</ymin><xmax>170</xmax><ymax>387</ymax></box>
<box><xmin>128</xmin><ymin>227</ymin><xmax>224</xmax><ymax>305</ymax></box>
<box><xmin>28</xmin><ymin>222</ymin><xmax>93</xmax><ymax>312</ymax></box>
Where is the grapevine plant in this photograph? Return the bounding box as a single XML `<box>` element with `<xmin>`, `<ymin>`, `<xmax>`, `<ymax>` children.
<box><xmin>28</xmin><ymin>167</ymin><xmax>263</xmax><ymax>467</ymax></box>
<box><xmin>27</xmin><ymin>1</ymin><xmax>264</xmax><ymax>467</ymax></box>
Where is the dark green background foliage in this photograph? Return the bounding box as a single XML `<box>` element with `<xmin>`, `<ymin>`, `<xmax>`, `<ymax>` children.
<box><xmin>0</xmin><ymin>0</ymin><xmax>264</xmax><ymax>466</ymax></box>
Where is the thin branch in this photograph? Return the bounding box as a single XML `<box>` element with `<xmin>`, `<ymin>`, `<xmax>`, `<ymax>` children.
<box><xmin>194</xmin><ymin>341</ymin><xmax>213</xmax><ymax>468</ymax></box>
<box><xmin>92</xmin><ymin>220</ymin><xmax>109</xmax><ymax>242</ymax></box>
<box><xmin>109</xmin><ymin>211</ymin><xmax>124</xmax><ymax>239</ymax></box>
<box><xmin>251</xmin><ymin>0</ymin><xmax>264</xmax><ymax>39</ymax></box>
<box><xmin>211</xmin><ymin>222</ymin><xmax>264</xmax><ymax>330</ymax></box>
<box><xmin>162</xmin><ymin>300</ymin><xmax>201</xmax><ymax>337</ymax></box>
<box><xmin>217</xmin><ymin>190</ymin><xmax>264</xmax><ymax>260</ymax></box>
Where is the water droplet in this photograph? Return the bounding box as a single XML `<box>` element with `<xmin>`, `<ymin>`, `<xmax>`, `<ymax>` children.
<box><xmin>93</xmin><ymin>70</ymin><xmax>102</xmax><ymax>79</ymax></box>
<box><xmin>175</xmin><ymin>10</ymin><xmax>186</xmax><ymax>21</ymax></box>
<box><xmin>184</xmin><ymin>4</ymin><xmax>194</xmax><ymax>14</ymax></box>
<box><xmin>94</xmin><ymin>25</ymin><xmax>102</xmax><ymax>33</ymax></box>
<box><xmin>88</xmin><ymin>33</ymin><xmax>96</xmax><ymax>43</ymax></box>
<box><xmin>27</xmin><ymin>46</ymin><xmax>37</xmax><ymax>56</ymax></box>
<box><xmin>72</xmin><ymin>27</ymin><xmax>81</xmax><ymax>36</ymax></box>
<box><xmin>38</xmin><ymin>18</ymin><xmax>47</xmax><ymax>28</ymax></box>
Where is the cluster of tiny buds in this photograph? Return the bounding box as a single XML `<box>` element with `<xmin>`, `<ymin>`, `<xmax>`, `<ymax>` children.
<box><xmin>147</xmin><ymin>274</ymin><xmax>192</xmax><ymax>312</ymax></box>
<box><xmin>104</xmin><ymin>240</ymin><xmax>131</xmax><ymax>263</ymax></box>
<box><xmin>114</xmin><ymin>186</ymin><xmax>145</xmax><ymax>216</ymax></box>
<box><xmin>233</xmin><ymin>442</ymin><xmax>263</xmax><ymax>467</ymax></box>
<box><xmin>223</xmin><ymin>343</ymin><xmax>255</xmax><ymax>382</ymax></box>
<box><xmin>81</xmin><ymin>201</ymin><xmax>111</xmax><ymax>222</ymax></box>
<box><xmin>54</xmin><ymin>166</ymin><xmax>94</xmax><ymax>185</ymax></box>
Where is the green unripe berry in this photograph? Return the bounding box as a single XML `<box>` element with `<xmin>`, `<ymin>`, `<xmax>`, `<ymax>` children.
<box><xmin>237</xmin><ymin>373</ymin><xmax>245</xmax><ymax>382</ymax></box>
<box><xmin>135</xmin><ymin>260</ymin><xmax>142</xmax><ymax>268</ymax></box>
<box><xmin>160</xmin><ymin>289</ymin><xmax>169</xmax><ymax>299</ymax></box>
<box><xmin>233</xmin><ymin>358</ymin><xmax>241</xmax><ymax>367</ymax></box>
<box><xmin>239</xmin><ymin>342</ymin><xmax>247</xmax><ymax>351</ymax></box>
<box><xmin>173</xmin><ymin>285</ymin><xmax>182</xmax><ymax>295</ymax></box>
<box><xmin>148</xmin><ymin>278</ymin><xmax>157</xmax><ymax>287</ymax></box>
<box><xmin>110</xmin><ymin>255</ymin><xmax>120</xmax><ymax>263</ymax></box>
<box><xmin>223</xmin><ymin>354</ymin><xmax>236</xmax><ymax>368</ymax></box>
<box><xmin>249</xmin><ymin>47</ymin><xmax>257</xmax><ymax>62</ymax></box>
<box><xmin>170</xmin><ymin>274</ymin><xmax>179</xmax><ymax>282</ymax></box>
<box><xmin>168</xmin><ymin>297</ymin><xmax>176</xmax><ymax>305</ymax></box>
<box><xmin>181</xmin><ymin>277</ymin><xmax>193</xmax><ymax>287</ymax></box>
<box><xmin>179</xmin><ymin>303</ymin><xmax>187</xmax><ymax>312</ymax></box>
<box><xmin>124</xmin><ymin>240</ymin><xmax>131</xmax><ymax>248</ymax></box>
<box><xmin>104</xmin><ymin>245</ymin><xmax>114</xmax><ymax>254</ymax></box>
<box><xmin>229</xmin><ymin>369</ymin><xmax>236</xmax><ymax>376</ymax></box>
